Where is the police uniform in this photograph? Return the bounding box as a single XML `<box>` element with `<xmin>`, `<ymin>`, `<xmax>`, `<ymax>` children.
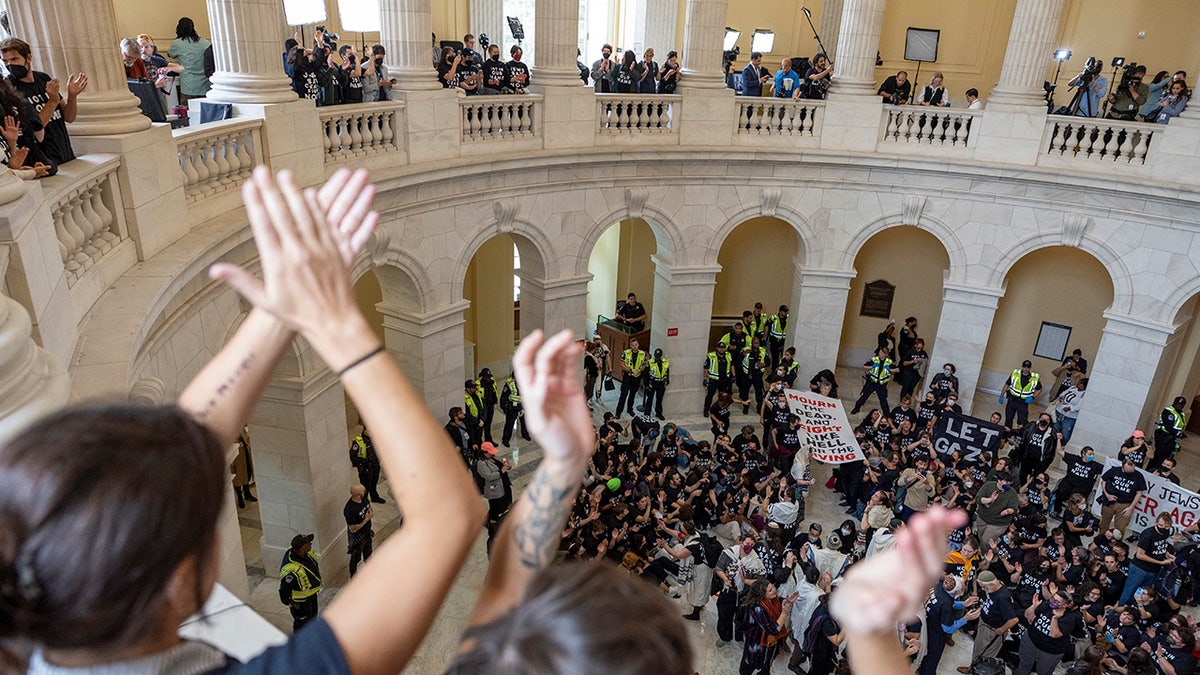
<box><xmin>851</xmin><ymin>354</ymin><xmax>895</xmax><ymax>414</ymax></box>
<box><xmin>1003</xmin><ymin>363</ymin><xmax>1042</xmax><ymax>428</ymax></box>
<box><xmin>476</xmin><ymin>371</ymin><xmax>500</xmax><ymax>443</ymax></box>
<box><xmin>766</xmin><ymin>306</ymin><xmax>789</xmax><ymax>367</ymax></box>
<box><xmin>718</xmin><ymin>328</ymin><xmax>748</xmax><ymax>377</ymax></box>
<box><xmin>702</xmin><ymin>348</ymin><xmax>734</xmax><ymax>415</ymax></box>
<box><xmin>1151</xmin><ymin>398</ymin><xmax>1188</xmax><ymax>470</ymax></box>
<box><xmin>349</xmin><ymin>432</ymin><xmax>384</xmax><ymax>503</ymax></box>
<box><xmin>616</xmin><ymin>346</ymin><xmax>647</xmax><ymax>417</ymax></box>
<box><xmin>464</xmin><ymin>383</ymin><xmax>486</xmax><ymax>445</ymax></box>
<box><xmin>501</xmin><ymin>376</ymin><xmax>530</xmax><ymax>447</ymax></box>
<box><xmin>279</xmin><ymin>539</ymin><xmax>322</xmax><ymax>631</ymax></box>
<box><xmin>738</xmin><ymin>344</ymin><xmax>768</xmax><ymax>414</ymax></box>
<box><xmin>643</xmin><ymin>355</ymin><xmax>670</xmax><ymax>420</ymax></box>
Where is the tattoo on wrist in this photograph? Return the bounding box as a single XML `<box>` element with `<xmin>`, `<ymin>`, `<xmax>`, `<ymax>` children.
<box><xmin>513</xmin><ymin>469</ymin><xmax>576</xmax><ymax>569</ymax></box>
<box><xmin>195</xmin><ymin>354</ymin><xmax>255</xmax><ymax>422</ymax></box>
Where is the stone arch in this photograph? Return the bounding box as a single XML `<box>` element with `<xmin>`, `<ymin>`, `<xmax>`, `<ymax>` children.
<box><xmin>575</xmin><ymin>201</ymin><xmax>687</xmax><ymax>276</ymax></box>
<box><xmin>1161</xmin><ymin>273</ymin><xmax>1200</xmax><ymax>326</ymax></box>
<box><xmin>350</xmin><ymin>243</ymin><xmax>434</xmax><ymax>316</ymax></box>
<box><xmin>705</xmin><ymin>202</ymin><xmax>814</xmax><ymax>268</ymax></box>
<box><xmin>986</xmin><ymin>232</ymin><xmax>1134</xmax><ymax>315</ymax></box>
<box><xmin>451</xmin><ymin>217</ymin><xmax>556</xmax><ymax>302</ymax></box>
<box><xmin>840</xmin><ymin>212</ymin><xmax>968</xmax><ymax>284</ymax></box>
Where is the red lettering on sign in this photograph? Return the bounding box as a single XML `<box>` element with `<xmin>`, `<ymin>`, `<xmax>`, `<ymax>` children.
<box><xmin>1140</xmin><ymin>497</ymin><xmax>1159</xmax><ymax>514</ymax></box>
<box><xmin>667</xmin><ymin>328</ymin><xmax>678</xmax><ymax>337</ymax></box>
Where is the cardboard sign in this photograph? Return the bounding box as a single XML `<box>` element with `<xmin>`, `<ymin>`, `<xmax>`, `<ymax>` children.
<box><xmin>932</xmin><ymin>412</ymin><xmax>1004</xmax><ymax>463</ymax></box>
<box><xmin>1091</xmin><ymin>459</ymin><xmax>1200</xmax><ymax>533</ymax></box>
<box><xmin>784</xmin><ymin>389</ymin><xmax>865</xmax><ymax>464</ymax></box>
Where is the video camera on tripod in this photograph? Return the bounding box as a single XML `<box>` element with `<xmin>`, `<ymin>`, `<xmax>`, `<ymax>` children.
<box><xmin>722</xmin><ymin>46</ymin><xmax>741</xmax><ymax>72</ymax></box>
<box><xmin>1074</xmin><ymin>56</ymin><xmax>1102</xmax><ymax>85</ymax></box>
<box><xmin>1116</xmin><ymin>60</ymin><xmax>1142</xmax><ymax>91</ymax></box>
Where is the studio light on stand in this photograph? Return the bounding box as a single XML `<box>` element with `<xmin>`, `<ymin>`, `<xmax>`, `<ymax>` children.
<box><xmin>724</xmin><ymin>28</ymin><xmax>741</xmax><ymax>52</ymax></box>
<box><xmin>338</xmin><ymin>0</ymin><xmax>380</xmax><ymax>56</ymax></box>
<box><xmin>283</xmin><ymin>0</ymin><xmax>327</xmax><ymax>44</ymax></box>
<box><xmin>751</xmin><ymin>29</ymin><xmax>775</xmax><ymax>54</ymax></box>
<box><xmin>1048</xmin><ymin>48</ymin><xmax>1071</xmax><ymax>110</ymax></box>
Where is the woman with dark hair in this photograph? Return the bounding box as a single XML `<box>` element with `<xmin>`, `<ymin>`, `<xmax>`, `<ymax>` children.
<box><xmin>739</xmin><ymin>580</ymin><xmax>797</xmax><ymax>675</ymax></box>
<box><xmin>928</xmin><ymin>362</ymin><xmax>959</xmax><ymax>404</ymax></box>
<box><xmin>167</xmin><ymin>17</ymin><xmax>212</xmax><ymax>102</ymax></box>
<box><xmin>0</xmin><ymin>168</ymin><xmax>485</xmax><ymax>674</ymax></box>
<box><xmin>611</xmin><ymin>50</ymin><xmax>643</xmax><ymax>93</ymax></box>
<box><xmin>0</xmin><ymin>78</ymin><xmax>53</xmax><ymax>177</ymax></box>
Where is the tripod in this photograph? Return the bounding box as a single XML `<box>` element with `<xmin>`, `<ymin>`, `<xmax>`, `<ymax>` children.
<box><xmin>1100</xmin><ymin>66</ymin><xmax>1120</xmax><ymax>118</ymax></box>
<box><xmin>801</xmin><ymin>8</ymin><xmax>832</xmax><ymax>62</ymax></box>
<box><xmin>1047</xmin><ymin>59</ymin><xmax>1067</xmax><ymax>110</ymax></box>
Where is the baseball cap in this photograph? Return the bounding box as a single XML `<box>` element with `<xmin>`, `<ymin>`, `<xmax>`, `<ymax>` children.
<box><xmin>481</xmin><ymin>442</ymin><xmax>497</xmax><ymax>455</ymax></box>
<box><xmin>1132</xmin><ymin>429</ymin><xmax>1145</xmax><ymax>438</ymax></box>
<box><xmin>290</xmin><ymin>533</ymin><xmax>314</xmax><ymax>550</ymax></box>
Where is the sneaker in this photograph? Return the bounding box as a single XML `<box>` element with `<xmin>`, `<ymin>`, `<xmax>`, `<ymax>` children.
<box><xmin>682</xmin><ymin>611</ymin><xmax>701</xmax><ymax>622</ymax></box>
<box><xmin>668</xmin><ymin>587</ymin><xmax>681</xmax><ymax>598</ymax></box>
<box><xmin>957</xmin><ymin>668</ymin><xmax>972</xmax><ymax>674</ymax></box>
<box><xmin>656</xmin><ymin>414</ymin><xmax>665</xmax><ymax>421</ymax></box>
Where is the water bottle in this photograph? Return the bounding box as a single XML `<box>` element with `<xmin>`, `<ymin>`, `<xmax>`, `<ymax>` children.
<box><xmin>512</xmin><ymin>448</ymin><xmax>520</xmax><ymax>465</ymax></box>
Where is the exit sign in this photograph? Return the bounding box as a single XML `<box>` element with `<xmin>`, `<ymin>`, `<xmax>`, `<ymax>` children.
<box><xmin>667</xmin><ymin>328</ymin><xmax>679</xmax><ymax>337</ymax></box>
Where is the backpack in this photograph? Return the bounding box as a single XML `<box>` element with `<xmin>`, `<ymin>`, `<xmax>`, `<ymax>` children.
<box><xmin>801</xmin><ymin>604</ymin><xmax>831</xmax><ymax>655</ymax></box>
<box><xmin>1156</xmin><ymin>558</ymin><xmax>1188</xmax><ymax>601</ymax></box>
<box><xmin>698</xmin><ymin>532</ymin><xmax>723</xmax><ymax>568</ymax></box>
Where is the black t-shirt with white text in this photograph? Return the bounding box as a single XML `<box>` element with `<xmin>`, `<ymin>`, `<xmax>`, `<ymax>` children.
<box><xmin>8</xmin><ymin>71</ymin><xmax>74</xmax><ymax>164</ymax></box>
<box><xmin>1132</xmin><ymin>525</ymin><xmax>1173</xmax><ymax>572</ymax></box>
<box><xmin>1027</xmin><ymin>603</ymin><xmax>1082</xmax><ymax>654</ymax></box>
<box><xmin>1102</xmin><ymin>467</ymin><xmax>1147</xmax><ymax>504</ymax></box>
<box><xmin>343</xmin><ymin>497</ymin><xmax>372</xmax><ymax>536</ymax></box>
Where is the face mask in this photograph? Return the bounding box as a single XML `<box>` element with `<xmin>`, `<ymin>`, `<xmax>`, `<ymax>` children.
<box><xmin>1086</xmin><ymin>454</ymin><xmax>1095</xmax><ymax>462</ymax></box>
<box><xmin>965</xmin><ymin>480</ymin><xmax>973</xmax><ymax>488</ymax></box>
<box><xmin>741</xmin><ymin>543</ymin><xmax>754</xmax><ymax>554</ymax></box>
<box><xmin>840</xmin><ymin>528</ymin><xmax>851</xmax><ymax>536</ymax></box>
<box><xmin>6</xmin><ymin>64</ymin><xmax>28</xmax><ymax>80</ymax></box>
<box><xmin>491</xmin><ymin>54</ymin><xmax>500</xmax><ymax>61</ymax></box>
<box><xmin>944</xmin><ymin>368</ymin><xmax>952</xmax><ymax>375</ymax></box>
<box><xmin>1039</xmin><ymin>420</ymin><xmax>1049</xmax><ymax>428</ymax></box>
<box><xmin>375</xmin><ymin>57</ymin><xmax>384</xmax><ymax>67</ymax></box>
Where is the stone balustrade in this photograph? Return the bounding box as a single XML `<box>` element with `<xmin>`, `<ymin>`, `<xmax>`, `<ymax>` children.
<box><xmin>174</xmin><ymin>119</ymin><xmax>264</xmax><ymax>202</ymax></box>
<box><xmin>735</xmin><ymin>99</ymin><xmax>824</xmax><ymax>138</ymax></box>
<box><xmin>596</xmin><ymin>94</ymin><xmax>681</xmax><ymax>133</ymax></box>
<box><xmin>460</xmin><ymin>95</ymin><xmax>541</xmax><ymax>142</ymax></box>
<box><xmin>880</xmin><ymin>106</ymin><xmax>982</xmax><ymax>148</ymax></box>
<box><xmin>1042</xmin><ymin>116</ymin><xmax>1157</xmax><ymax>164</ymax></box>
<box><xmin>44</xmin><ymin>158</ymin><xmax>127</xmax><ymax>286</ymax></box>
<box><xmin>319</xmin><ymin>101</ymin><xmax>405</xmax><ymax>163</ymax></box>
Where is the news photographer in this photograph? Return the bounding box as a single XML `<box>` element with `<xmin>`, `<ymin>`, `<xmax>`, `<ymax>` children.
<box><xmin>1066</xmin><ymin>56</ymin><xmax>1107</xmax><ymax>117</ymax></box>
<box><xmin>1105</xmin><ymin>63</ymin><xmax>1150</xmax><ymax>120</ymax></box>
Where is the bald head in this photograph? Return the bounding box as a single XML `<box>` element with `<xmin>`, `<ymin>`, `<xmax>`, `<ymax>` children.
<box><xmin>350</xmin><ymin>484</ymin><xmax>366</xmax><ymax>500</ymax></box>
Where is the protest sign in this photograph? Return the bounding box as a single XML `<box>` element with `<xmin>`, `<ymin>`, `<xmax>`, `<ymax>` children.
<box><xmin>1090</xmin><ymin>458</ymin><xmax>1200</xmax><ymax>533</ymax></box>
<box><xmin>932</xmin><ymin>412</ymin><xmax>1004</xmax><ymax>462</ymax></box>
<box><xmin>784</xmin><ymin>389</ymin><xmax>865</xmax><ymax>465</ymax></box>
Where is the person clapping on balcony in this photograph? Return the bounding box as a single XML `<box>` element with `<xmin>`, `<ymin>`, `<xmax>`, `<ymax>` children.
<box><xmin>0</xmin><ymin>78</ymin><xmax>53</xmax><ymax>178</ymax></box>
<box><xmin>919</xmin><ymin>72</ymin><xmax>950</xmax><ymax>107</ymax></box>
<box><xmin>773</xmin><ymin>58</ymin><xmax>803</xmax><ymax>101</ymax></box>
<box><xmin>658</xmin><ymin>51</ymin><xmax>680</xmax><ymax>94</ymax></box>
<box><xmin>611</xmin><ymin>50</ymin><xmax>643</xmax><ymax>94</ymax></box>
<box><xmin>639</xmin><ymin>49</ymin><xmax>659</xmax><ymax>95</ymax></box>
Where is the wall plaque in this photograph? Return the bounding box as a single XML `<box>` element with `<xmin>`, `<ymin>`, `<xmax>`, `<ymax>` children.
<box><xmin>860</xmin><ymin>279</ymin><xmax>895</xmax><ymax>319</ymax></box>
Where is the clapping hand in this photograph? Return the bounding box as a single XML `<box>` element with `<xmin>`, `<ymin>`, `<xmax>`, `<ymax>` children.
<box><xmin>512</xmin><ymin>329</ymin><xmax>592</xmax><ymax>467</ymax></box>
<box><xmin>45</xmin><ymin>78</ymin><xmax>60</xmax><ymax>102</ymax></box>
<box><xmin>0</xmin><ymin>115</ymin><xmax>20</xmax><ymax>146</ymax></box>
<box><xmin>67</xmin><ymin>73</ymin><xmax>88</xmax><ymax>96</ymax></box>
<box><xmin>829</xmin><ymin>506</ymin><xmax>967</xmax><ymax>635</ymax></box>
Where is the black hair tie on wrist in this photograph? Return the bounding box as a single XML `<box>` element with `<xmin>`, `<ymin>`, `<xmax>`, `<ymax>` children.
<box><xmin>336</xmin><ymin>346</ymin><xmax>385</xmax><ymax>378</ymax></box>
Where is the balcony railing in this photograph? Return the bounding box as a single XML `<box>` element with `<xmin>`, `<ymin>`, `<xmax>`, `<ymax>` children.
<box><xmin>174</xmin><ymin>119</ymin><xmax>263</xmax><ymax>202</ymax></box>
<box><xmin>44</xmin><ymin>158</ymin><xmax>128</xmax><ymax>286</ymax></box>
<box><xmin>1042</xmin><ymin>116</ymin><xmax>1157</xmax><ymax>164</ymax></box>
<box><xmin>460</xmin><ymin>95</ymin><xmax>541</xmax><ymax>142</ymax></box>
<box><xmin>736</xmin><ymin>99</ymin><xmax>824</xmax><ymax>137</ymax></box>
<box><xmin>319</xmin><ymin>101</ymin><xmax>404</xmax><ymax>163</ymax></box>
<box><xmin>880</xmin><ymin>106</ymin><xmax>982</xmax><ymax>148</ymax></box>
<box><xmin>596</xmin><ymin>94</ymin><xmax>680</xmax><ymax>133</ymax></box>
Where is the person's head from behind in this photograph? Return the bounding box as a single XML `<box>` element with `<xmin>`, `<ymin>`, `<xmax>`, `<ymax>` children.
<box><xmin>175</xmin><ymin>17</ymin><xmax>200</xmax><ymax>42</ymax></box>
<box><xmin>448</xmin><ymin>562</ymin><xmax>692</xmax><ymax>675</ymax></box>
<box><xmin>0</xmin><ymin>403</ymin><xmax>225</xmax><ymax>660</ymax></box>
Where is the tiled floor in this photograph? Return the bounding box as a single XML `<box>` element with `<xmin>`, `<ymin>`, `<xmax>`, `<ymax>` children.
<box><xmin>236</xmin><ymin>371</ymin><xmax>1200</xmax><ymax>674</ymax></box>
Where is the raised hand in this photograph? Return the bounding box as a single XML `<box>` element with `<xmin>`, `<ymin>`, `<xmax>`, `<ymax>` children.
<box><xmin>829</xmin><ymin>506</ymin><xmax>967</xmax><ymax>635</ymax></box>
<box><xmin>0</xmin><ymin>115</ymin><xmax>20</xmax><ymax>145</ymax></box>
<box><xmin>45</xmin><ymin>78</ymin><xmax>61</xmax><ymax>102</ymax></box>
<box><xmin>7</xmin><ymin>146</ymin><xmax>29</xmax><ymax>168</ymax></box>
<box><xmin>513</xmin><ymin>329</ymin><xmax>592</xmax><ymax>465</ymax></box>
<box><xmin>67</xmin><ymin>73</ymin><xmax>89</xmax><ymax>96</ymax></box>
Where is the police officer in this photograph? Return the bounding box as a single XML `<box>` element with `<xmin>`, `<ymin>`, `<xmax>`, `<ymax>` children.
<box><xmin>500</xmin><ymin>373</ymin><xmax>530</xmax><ymax>447</ymax></box>
<box><xmin>777</xmin><ymin>347</ymin><xmax>800</xmax><ymax>389</ymax></box>
<box><xmin>1001</xmin><ymin>359</ymin><xmax>1042</xmax><ymax>429</ymax></box>
<box><xmin>348</xmin><ymin>425</ymin><xmax>385</xmax><ymax>503</ymax></box>
<box><xmin>748</xmin><ymin>302</ymin><xmax>769</xmax><ymax>340</ymax></box>
<box><xmin>718</xmin><ymin>322</ymin><xmax>748</xmax><ymax>378</ymax></box>
<box><xmin>616</xmin><ymin>337</ymin><xmax>647</xmax><ymax>418</ymax></box>
<box><xmin>1151</xmin><ymin>396</ymin><xmax>1188</xmax><ymax>470</ymax></box>
<box><xmin>766</xmin><ymin>304</ymin><xmax>789</xmax><ymax>367</ymax></box>
<box><xmin>476</xmin><ymin>367</ymin><xmax>499</xmax><ymax>444</ymax></box>
<box><xmin>703</xmin><ymin>342</ymin><xmax>734</xmax><ymax>415</ymax></box>
<box><xmin>739</xmin><ymin>335</ymin><xmax>768</xmax><ymax>415</ymax></box>
<box><xmin>344</xmin><ymin>484</ymin><xmax>373</xmax><ymax>576</ymax></box>
<box><xmin>643</xmin><ymin>348</ymin><xmax>670</xmax><ymax>420</ymax></box>
<box><xmin>279</xmin><ymin>533</ymin><xmax>323</xmax><ymax>631</ymax></box>
<box><xmin>851</xmin><ymin>347</ymin><xmax>897</xmax><ymax>415</ymax></box>
<box><xmin>464</xmin><ymin>379</ymin><xmax>486</xmax><ymax>445</ymax></box>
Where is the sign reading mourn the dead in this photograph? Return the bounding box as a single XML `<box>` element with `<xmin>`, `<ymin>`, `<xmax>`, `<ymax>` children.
<box><xmin>784</xmin><ymin>390</ymin><xmax>865</xmax><ymax>465</ymax></box>
<box><xmin>932</xmin><ymin>412</ymin><xmax>1004</xmax><ymax>462</ymax></box>
<box><xmin>1091</xmin><ymin>458</ymin><xmax>1200</xmax><ymax>533</ymax></box>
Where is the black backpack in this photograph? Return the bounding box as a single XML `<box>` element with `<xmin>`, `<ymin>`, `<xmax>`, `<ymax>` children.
<box><xmin>698</xmin><ymin>532</ymin><xmax>723</xmax><ymax>568</ymax></box>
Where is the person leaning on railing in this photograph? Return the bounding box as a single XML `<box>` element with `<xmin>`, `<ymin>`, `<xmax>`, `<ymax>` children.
<box><xmin>0</xmin><ymin>167</ymin><xmax>485</xmax><ymax>674</ymax></box>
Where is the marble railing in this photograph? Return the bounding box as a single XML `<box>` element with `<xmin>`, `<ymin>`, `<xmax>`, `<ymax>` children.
<box><xmin>319</xmin><ymin>101</ymin><xmax>404</xmax><ymax>162</ymax></box>
<box><xmin>1042</xmin><ymin>116</ymin><xmax>1157</xmax><ymax>164</ymax></box>
<box><xmin>880</xmin><ymin>106</ymin><xmax>982</xmax><ymax>148</ymax></box>
<box><xmin>460</xmin><ymin>95</ymin><xmax>541</xmax><ymax>142</ymax></box>
<box><xmin>175</xmin><ymin>119</ymin><xmax>263</xmax><ymax>202</ymax></box>
<box><xmin>596</xmin><ymin>94</ymin><xmax>681</xmax><ymax>133</ymax></box>
<box><xmin>736</xmin><ymin>99</ymin><xmax>824</xmax><ymax>137</ymax></box>
<box><xmin>44</xmin><ymin>158</ymin><xmax>127</xmax><ymax>286</ymax></box>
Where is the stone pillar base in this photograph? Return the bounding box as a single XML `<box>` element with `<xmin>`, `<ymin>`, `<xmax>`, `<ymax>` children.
<box><xmin>676</xmin><ymin>87</ymin><xmax>735</xmax><ymax>147</ymax></box>
<box><xmin>791</xmin><ymin>269</ymin><xmax>856</xmax><ymax>373</ymax></box>
<box><xmin>536</xmin><ymin>85</ymin><xmax>600</xmax><ymax>150</ymax></box>
<box><xmin>972</xmin><ymin>105</ymin><xmax>1051</xmax><ymax>167</ymax></box>
<box><xmin>394</xmin><ymin>89</ymin><xmax>464</xmax><ymax>165</ymax></box>
<box><xmin>378</xmin><ymin>301</ymin><xmax>469</xmax><ymax>417</ymax></box>
<box><xmin>651</xmin><ymin>259</ymin><xmax>721</xmax><ymax>419</ymax></box>
<box><xmin>818</xmin><ymin>96</ymin><xmax>884</xmax><ymax>152</ymax></box>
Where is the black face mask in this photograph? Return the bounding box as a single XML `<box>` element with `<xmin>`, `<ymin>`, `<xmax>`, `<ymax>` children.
<box><xmin>1039</xmin><ymin>420</ymin><xmax>1049</xmax><ymax>428</ymax></box>
<box><xmin>375</xmin><ymin>57</ymin><xmax>384</xmax><ymax>68</ymax></box>
<box><xmin>6</xmin><ymin>64</ymin><xmax>28</xmax><ymax>80</ymax></box>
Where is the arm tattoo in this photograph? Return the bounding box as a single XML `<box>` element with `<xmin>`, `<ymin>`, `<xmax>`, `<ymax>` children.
<box><xmin>512</xmin><ymin>468</ymin><xmax>576</xmax><ymax>569</ymax></box>
<box><xmin>194</xmin><ymin>354</ymin><xmax>255</xmax><ymax>422</ymax></box>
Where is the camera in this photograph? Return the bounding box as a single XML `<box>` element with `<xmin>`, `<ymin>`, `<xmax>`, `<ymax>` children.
<box><xmin>1075</xmin><ymin>56</ymin><xmax>1102</xmax><ymax>85</ymax></box>
<box><xmin>1118</xmin><ymin>61</ymin><xmax>1142</xmax><ymax>90</ymax></box>
<box><xmin>722</xmin><ymin>46</ymin><xmax>741</xmax><ymax>71</ymax></box>
<box><xmin>314</xmin><ymin>26</ymin><xmax>339</xmax><ymax>46</ymax></box>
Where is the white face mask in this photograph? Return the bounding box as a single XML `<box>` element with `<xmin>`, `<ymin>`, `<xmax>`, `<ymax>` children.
<box><xmin>944</xmin><ymin>368</ymin><xmax>952</xmax><ymax>376</ymax></box>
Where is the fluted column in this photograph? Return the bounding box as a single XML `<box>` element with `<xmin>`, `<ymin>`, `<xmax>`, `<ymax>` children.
<box><xmin>8</xmin><ymin>0</ymin><xmax>149</xmax><ymax>135</ymax></box>
<box><xmin>532</xmin><ymin>0</ymin><xmax>582</xmax><ymax>87</ymax></box>
<box><xmin>623</xmin><ymin>0</ymin><xmax>679</xmax><ymax>54</ymax></box>
<box><xmin>381</xmin><ymin>0</ymin><xmax>442</xmax><ymax>90</ymax></box>
<box><xmin>470</xmin><ymin>0</ymin><xmax>506</xmax><ymax>60</ymax></box>
<box><xmin>988</xmin><ymin>0</ymin><xmax>1066</xmax><ymax>107</ymax></box>
<box><xmin>816</xmin><ymin>0</ymin><xmax>845</xmax><ymax>59</ymax></box>
<box><xmin>829</xmin><ymin>0</ymin><xmax>887</xmax><ymax>97</ymax></box>
<box><xmin>677</xmin><ymin>0</ymin><xmax>726</xmax><ymax>90</ymax></box>
<box><xmin>205</xmin><ymin>0</ymin><xmax>297</xmax><ymax>104</ymax></box>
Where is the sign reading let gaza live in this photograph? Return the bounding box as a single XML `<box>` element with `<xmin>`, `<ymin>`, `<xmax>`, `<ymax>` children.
<box><xmin>784</xmin><ymin>390</ymin><xmax>865</xmax><ymax>464</ymax></box>
<box><xmin>932</xmin><ymin>412</ymin><xmax>1004</xmax><ymax>462</ymax></box>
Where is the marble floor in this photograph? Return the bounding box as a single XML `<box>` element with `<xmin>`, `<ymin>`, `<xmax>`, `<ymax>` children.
<box><xmin>236</xmin><ymin>371</ymin><xmax>1200</xmax><ymax>674</ymax></box>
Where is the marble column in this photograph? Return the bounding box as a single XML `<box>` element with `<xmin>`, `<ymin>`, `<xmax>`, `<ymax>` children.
<box><xmin>624</xmin><ymin>0</ymin><xmax>679</xmax><ymax>54</ymax></box>
<box><xmin>469</xmin><ymin>0</ymin><xmax>507</xmax><ymax>59</ymax></box>
<box><xmin>377</xmin><ymin>302</ymin><xmax>469</xmax><ymax>418</ymax></box>
<box><xmin>677</xmin><ymin>0</ymin><xmax>726</xmax><ymax>91</ymax></box>
<box><xmin>790</xmin><ymin>268</ymin><xmax>856</xmax><ymax>375</ymax></box>
<box><xmin>518</xmin><ymin>275</ymin><xmax>590</xmax><ymax>339</ymax></box>
<box><xmin>987</xmin><ymin>0</ymin><xmax>1067</xmax><ymax>108</ymax></box>
<box><xmin>8</xmin><ymin>0</ymin><xmax>149</xmax><ymax>135</ymax></box>
<box><xmin>829</xmin><ymin>0</ymin><xmax>887</xmax><ymax>97</ymax></box>
<box><xmin>205</xmin><ymin>0</ymin><xmax>298</xmax><ymax>104</ymax></box>
<box><xmin>816</xmin><ymin>0</ymin><xmax>845</xmax><ymax>60</ymax></box>
<box><xmin>249</xmin><ymin>362</ymin><xmax>354</xmax><ymax>576</ymax></box>
<box><xmin>380</xmin><ymin>0</ymin><xmax>443</xmax><ymax>90</ymax></box>
<box><xmin>924</xmin><ymin>282</ymin><xmax>1005</xmax><ymax>416</ymax></box>
<box><xmin>650</xmin><ymin>258</ymin><xmax>721</xmax><ymax>417</ymax></box>
<box><xmin>1070</xmin><ymin>312</ymin><xmax>1176</xmax><ymax>458</ymax></box>
<box><xmin>533</xmin><ymin>0</ymin><xmax>583</xmax><ymax>87</ymax></box>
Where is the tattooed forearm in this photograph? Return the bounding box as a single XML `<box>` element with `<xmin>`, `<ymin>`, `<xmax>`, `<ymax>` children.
<box><xmin>192</xmin><ymin>353</ymin><xmax>255</xmax><ymax>422</ymax></box>
<box><xmin>513</xmin><ymin>467</ymin><xmax>577</xmax><ymax>569</ymax></box>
